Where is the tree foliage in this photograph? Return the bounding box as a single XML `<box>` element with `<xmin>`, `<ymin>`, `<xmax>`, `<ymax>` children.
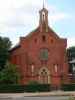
<box><xmin>0</xmin><ymin>62</ymin><xmax>20</xmax><ymax>84</ymax></box>
<box><xmin>0</xmin><ymin>37</ymin><xmax>11</xmax><ymax>70</ymax></box>
<box><xmin>67</xmin><ymin>46</ymin><xmax>75</xmax><ymax>61</ymax></box>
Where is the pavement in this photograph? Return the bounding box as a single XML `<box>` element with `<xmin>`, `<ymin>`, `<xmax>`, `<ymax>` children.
<box><xmin>0</xmin><ymin>96</ymin><xmax>71</xmax><ymax>100</ymax></box>
<box><xmin>0</xmin><ymin>91</ymin><xmax>75</xmax><ymax>98</ymax></box>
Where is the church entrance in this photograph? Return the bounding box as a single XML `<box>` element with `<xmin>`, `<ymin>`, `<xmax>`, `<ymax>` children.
<box><xmin>39</xmin><ymin>67</ymin><xmax>50</xmax><ymax>84</ymax></box>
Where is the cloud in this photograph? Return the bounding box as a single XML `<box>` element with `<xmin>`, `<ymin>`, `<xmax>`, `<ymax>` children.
<box><xmin>0</xmin><ymin>0</ymin><xmax>71</xmax><ymax>29</ymax></box>
<box><xmin>67</xmin><ymin>37</ymin><xmax>75</xmax><ymax>48</ymax></box>
<box><xmin>0</xmin><ymin>0</ymin><xmax>74</xmax><ymax>46</ymax></box>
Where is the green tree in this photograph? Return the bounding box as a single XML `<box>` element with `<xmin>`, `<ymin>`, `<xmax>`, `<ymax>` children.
<box><xmin>67</xmin><ymin>46</ymin><xmax>75</xmax><ymax>61</ymax></box>
<box><xmin>0</xmin><ymin>37</ymin><xmax>11</xmax><ymax>70</ymax></box>
<box><xmin>0</xmin><ymin>62</ymin><xmax>20</xmax><ymax>84</ymax></box>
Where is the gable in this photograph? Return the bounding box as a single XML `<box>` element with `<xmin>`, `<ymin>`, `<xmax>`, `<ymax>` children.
<box><xmin>22</xmin><ymin>25</ymin><xmax>60</xmax><ymax>41</ymax></box>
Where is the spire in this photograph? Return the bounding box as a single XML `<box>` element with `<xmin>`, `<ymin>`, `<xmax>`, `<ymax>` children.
<box><xmin>43</xmin><ymin>0</ymin><xmax>45</xmax><ymax>8</ymax></box>
<box><xmin>39</xmin><ymin>0</ymin><xmax>48</xmax><ymax>32</ymax></box>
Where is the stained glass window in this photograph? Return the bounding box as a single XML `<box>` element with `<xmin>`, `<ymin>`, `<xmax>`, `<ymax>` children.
<box><xmin>40</xmin><ymin>49</ymin><xmax>48</xmax><ymax>61</ymax></box>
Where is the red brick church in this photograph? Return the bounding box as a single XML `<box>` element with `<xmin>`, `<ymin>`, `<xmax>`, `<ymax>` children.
<box><xmin>10</xmin><ymin>6</ymin><xmax>69</xmax><ymax>89</ymax></box>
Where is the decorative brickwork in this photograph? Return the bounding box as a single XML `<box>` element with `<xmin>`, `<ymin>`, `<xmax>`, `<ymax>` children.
<box><xmin>10</xmin><ymin>7</ymin><xmax>68</xmax><ymax>89</ymax></box>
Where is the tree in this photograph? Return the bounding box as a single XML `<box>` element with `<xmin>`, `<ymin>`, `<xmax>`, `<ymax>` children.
<box><xmin>0</xmin><ymin>62</ymin><xmax>20</xmax><ymax>84</ymax></box>
<box><xmin>67</xmin><ymin>46</ymin><xmax>75</xmax><ymax>61</ymax></box>
<box><xmin>0</xmin><ymin>37</ymin><xmax>11</xmax><ymax>70</ymax></box>
<box><xmin>67</xmin><ymin>46</ymin><xmax>75</xmax><ymax>74</ymax></box>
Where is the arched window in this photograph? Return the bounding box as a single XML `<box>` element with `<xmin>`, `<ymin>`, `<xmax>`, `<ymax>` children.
<box><xmin>42</xmin><ymin>35</ymin><xmax>46</xmax><ymax>42</ymax></box>
<box><xmin>39</xmin><ymin>67</ymin><xmax>50</xmax><ymax>84</ymax></box>
<box><xmin>54</xmin><ymin>64</ymin><xmax>58</xmax><ymax>73</ymax></box>
<box><xmin>40</xmin><ymin>49</ymin><xmax>48</xmax><ymax>61</ymax></box>
<box><xmin>42</xmin><ymin>11</ymin><xmax>45</xmax><ymax>21</ymax></box>
<box><xmin>34</xmin><ymin>38</ymin><xmax>37</xmax><ymax>43</ymax></box>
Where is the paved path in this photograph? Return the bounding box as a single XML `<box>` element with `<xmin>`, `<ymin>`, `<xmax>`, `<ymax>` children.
<box><xmin>0</xmin><ymin>91</ymin><xmax>75</xmax><ymax>100</ymax></box>
<box><xmin>0</xmin><ymin>96</ymin><xmax>71</xmax><ymax>100</ymax></box>
<box><xmin>17</xmin><ymin>96</ymin><xmax>70</xmax><ymax>100</ymax></box>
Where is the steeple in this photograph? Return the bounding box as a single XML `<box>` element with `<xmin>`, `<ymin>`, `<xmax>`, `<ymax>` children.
<box><xmin>43</xmin><ymin>0</ymin><xmax>45</xmax><ymax>8</ymax></box>
<box><xmin>39</xmin><ymin>0</ymin><xmax>48</xmax><ymax>32</ymax></box>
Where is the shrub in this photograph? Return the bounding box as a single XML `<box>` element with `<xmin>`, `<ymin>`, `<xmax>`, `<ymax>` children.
<box><xmin>25</xmin><ymin>81</ymin><xmax>50</xmax><ymax>92</ymax></box>
<box><xmin>61</xmin><ymin>84</ymin><xmax>75</xmax><ymax>91</ymax></box>
<box><xmin>0</xmin><ymin>83</ymin><xmax>51</xmax><ymax>93</ymax></box>
<box><xmin>0</xmin><ymin>84</ymin><xmax>25</xmax><ymax>93</ymax></box>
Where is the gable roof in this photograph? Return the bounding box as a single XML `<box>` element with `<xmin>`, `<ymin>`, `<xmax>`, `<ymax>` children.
<box><xmin>24</xmin><ymin>25</ymin><xmax>59</xmax><ymax>40</ymax></box>
<box><xmin>9</xmin><ymin>44</ymin><xmax>20</xmax><ymax>52</ymax></box>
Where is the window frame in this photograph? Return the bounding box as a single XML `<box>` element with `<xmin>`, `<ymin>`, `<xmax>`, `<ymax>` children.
<box><xmin>39</xmin><ymin>48</ymin><xmax>49</xmax><ymax>61</ymax></box>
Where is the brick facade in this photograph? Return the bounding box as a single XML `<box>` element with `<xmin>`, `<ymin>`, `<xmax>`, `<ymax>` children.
<box><xmin>10</xmin><ymin>7</ymin><xmax>69</xmax><ymax>89</ymax></box>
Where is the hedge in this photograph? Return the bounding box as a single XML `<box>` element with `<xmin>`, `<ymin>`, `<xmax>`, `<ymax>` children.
<box><xmin>1</xmin><ymin>84</ymin><xmax>75</xmax><ymax>93</ymax></box>
<box><xmin>0</xmin><ymin>84</ymin><xmax>25</xmax><ymax>93</ymax></box>
<box><xmin>0</xmin><ymin>84</ymin><xmax>50</xmax><ymax>93</ymax></box>
<box><xmin>61</xmin><ymin>84</ymin><xmax>75</xmax><ymax>91</ymax></box>
<box><xmin>25</xmin><ymin>84</ymin><xmax>50</xmax><ymax>92</ymax></box>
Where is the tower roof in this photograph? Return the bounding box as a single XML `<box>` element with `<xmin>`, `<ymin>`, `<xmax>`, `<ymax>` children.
<box><xmin>39</xmin><ymin>5</ymin><xmax>48</xmax><ymax>32</ymax></box>
<box><xmin>43</xmin><ymin>0</ymin><xmax>44</xmax><ymax>8</ymax></box>
<box><xmin>39</xmin><ymin>7</ymin><xmax>48</xmax><ymax>13</ymax></box>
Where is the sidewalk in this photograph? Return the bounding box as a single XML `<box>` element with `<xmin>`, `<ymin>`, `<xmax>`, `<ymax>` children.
<box><xmin>0</xmin><ymin>91</ymin><xmax>75</xmax><ymax>98</ymax></box>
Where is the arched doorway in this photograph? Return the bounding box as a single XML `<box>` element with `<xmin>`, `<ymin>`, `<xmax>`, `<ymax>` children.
<box><xmin>39</xmin><ymin>67</ymin><xmax>50</xmax><ymax>84</ymax></box>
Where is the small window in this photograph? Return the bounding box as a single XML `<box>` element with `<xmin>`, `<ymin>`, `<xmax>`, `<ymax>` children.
<box><xmin>54</xmin><ymin>64</ymin><xmax>58</xmax><ymax>73</ymax></box>
<box><xmin>51</xmin><ymin>39</ymin><xmax>53</xmax><ymax>43</ymax></box>
<box><xmin>42</xmin><ymin>35</ymin><xmax>46</xmax><ymax>42</ymax></box>
<box><xmin>34</xmin><ymin>38</ymin><xmax>37</xmax><ymax>43</ymax></box>
<box><xmin>42</xmin><ymin>11</ymin><xmax>45</xmax><ymax>21</ymax></box>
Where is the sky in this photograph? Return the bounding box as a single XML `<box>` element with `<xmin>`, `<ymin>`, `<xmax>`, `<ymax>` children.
<box><xmin>0</xmin><ymin>0</ymin><xmax>75</xmax><ymax>48</ymax></box>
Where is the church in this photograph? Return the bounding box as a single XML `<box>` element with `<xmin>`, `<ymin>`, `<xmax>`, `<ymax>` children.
<box><xmin>10</xmin><ymin>6</ymin><xmax>69</xmax><ymax>89</ymax></box>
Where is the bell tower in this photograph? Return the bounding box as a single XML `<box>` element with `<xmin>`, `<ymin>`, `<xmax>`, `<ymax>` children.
<box><xmin>39</xmin><ymin>2</ymin><xmax>48</xmax><ymax>32</ymax></box>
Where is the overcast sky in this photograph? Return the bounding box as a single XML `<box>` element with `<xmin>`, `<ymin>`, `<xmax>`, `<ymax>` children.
<box><xmin>0</xmin><ymin>0</ymin><xmax>75</xmax><ymax>48</ymax></box>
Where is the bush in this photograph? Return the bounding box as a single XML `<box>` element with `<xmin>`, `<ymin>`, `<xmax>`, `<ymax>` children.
<box><xmin>61</xmin><ymin>84</ymin><xmax>75</xmax><ymax>91</ymax></box>
<box><xmin>25</xmin><ymin>81</ymin><xmax>50</xmax><ymax>92</ymax></box>
<box><xmin>0</xmin><ymin>84</ymin><xmax>26</xmax><ymax>93</ymax></box>
<box><xmin>0</xmin><ymin>84</ymin><xmax>51</xmax><ymax>93</ymax></box>
<box><xmin>26</xmin><ymin>81</ymin><xmax>40</xmax><ymax>92</ymax></box>
<box><xmin>26</xmin><ymin>84</ymin><xmax>50</xmax><ymax>92</ymax></box>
